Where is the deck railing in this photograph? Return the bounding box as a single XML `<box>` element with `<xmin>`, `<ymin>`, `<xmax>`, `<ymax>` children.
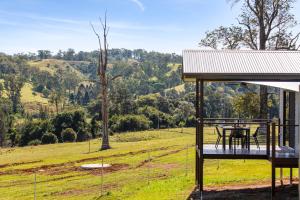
<box><xmin>196</xmin><ymin>118</ymin><xmax>273</xmax><ymax>158</ymax></box>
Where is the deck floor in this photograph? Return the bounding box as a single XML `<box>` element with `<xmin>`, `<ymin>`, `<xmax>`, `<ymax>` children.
<box><xmin>203</xmin><ymin>145</ymin><xmax>299</xmax><ymax>160</ymax></box>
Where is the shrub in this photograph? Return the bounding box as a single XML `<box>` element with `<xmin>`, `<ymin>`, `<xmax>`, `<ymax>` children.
<box><xmin>110</xmin><ymin>115</ymin><xmax>151</xmax><ymax>132</ymax></box>
<box><xmin>34</xmin><ymin>84</ymin><xmax>44</xmax><ymax>93</ymax></box>
<box><xmin>137</xmin><ymin>106</ymin><xmax>175</xmax><ymax>128</ymax></box>
<box><xmin>77</xmin><ymin>128</ymin><xmax>91</xmax><ymax>142</ymax></box>
<box><xmin>42</xmin><ymin>88</ymin><xmax>50</xmax><ymax>98</ymax></box>
<box><xmin>41</xmin><ymin>133</ymin><xmax>58</xmax><ymax>144</ymax></box>
<box><xmin>19</xmin><ymin>120</ymin><xmax>53</xmax><ymax>146</ymax></box>
<box><xmin>61</xmin><ymin>128</ymin><xmax>77</xmax><ymax>142</ymax></box>
<box><xmin>28</xmin><ymin>139</ymin><xmax>41</xmax><ymax>146</ymax></box>
<box><xmin>52</xmin><ymin>110</ymin><xmax>88</xmax><ymax>140</ymax></box>
<box><xmin>91</xmin><ymin>115</ymin><xmax>102</xmax><ymax>138</ymax></box>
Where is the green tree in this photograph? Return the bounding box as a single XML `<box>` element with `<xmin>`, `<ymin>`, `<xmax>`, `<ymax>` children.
<box><xmin>37</xmin><ymin>50</ymin><xmax>51</xmax><ymax>59</ymax></box>
<box><xmin>201</xmin><ymin>0</ymin><xmax>300</xmax><ymax>120</ymax></box>
<box><xmin>49</xmin><ymin>91</ymin><xmax>64</xmax><ymax>115</ymax></box>
<box><xmin>232</xmin><ymin>93</ymin><xmax>260</xmax><ymax>119</ymax></box>
<box><xmin>4</xmin><ymin>75</ymin><xmax>24</xmax><ymax>113</ymax></box>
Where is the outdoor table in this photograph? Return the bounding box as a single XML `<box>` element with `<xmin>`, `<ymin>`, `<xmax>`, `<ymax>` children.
<box><xmin>222</xmin><ymin>126</ymin><xmax>250</xmax><ymax>151</ymax></box>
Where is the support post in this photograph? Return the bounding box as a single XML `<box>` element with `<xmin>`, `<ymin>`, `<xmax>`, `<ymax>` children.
<box><xmin>290</xmin><ymin>168</ymin><xmax>293</xmax><ymax>185</ymax></box>
<box><xmin>267</xmin><ymin>123</ymin><xmax>270</xmax><ymax>158</ymax></box>
<box><xmin>271</xmin><ymin>122</ymin><xmax>276</xmax><ymax>196</ymax></box>
<box><xmin>283</xmin><ymin>91</ymin><xmax>287</xmax><ymax>146</ymax></box>
<box><xmin>195</xmin><ymin>80</ymin><xmax>199</xmax><ymax>185</ymax></box>
<box><xmin>289</xmin><ymin>92</ymin><xmax>296</xmax><ymax>148</ymax></box>
<box><xmin>199</xmin><ymin>79</ymin><xmax>204</xmax><ymax>193</ymax></box>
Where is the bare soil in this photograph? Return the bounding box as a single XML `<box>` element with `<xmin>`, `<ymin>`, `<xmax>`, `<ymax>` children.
<box><xmin>188</xmin><ymin>180</ymin><xmax>299</xmax><ymax>200</ymax></box>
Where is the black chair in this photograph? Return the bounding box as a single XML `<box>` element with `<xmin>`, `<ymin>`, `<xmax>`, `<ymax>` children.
<box><xmin>229</xmin><ymin>129</ymin><xmax>246</xmax><ymax>150</ymax></box>
<box><xmin>253</xmin><ymin>127</ymin><xmax>260</xmax><ymax>149</ymax></box>
<box><xmin>215</xmin><ymin>126</ymin><xmax>230</xmax><ymax>149</ymax></box>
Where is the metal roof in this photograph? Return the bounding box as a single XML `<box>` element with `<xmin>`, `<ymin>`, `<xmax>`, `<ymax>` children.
<box><xmin>183</xmin><ymin>50</ymin><xmax>300</xmax><ymax>81</ymax></box>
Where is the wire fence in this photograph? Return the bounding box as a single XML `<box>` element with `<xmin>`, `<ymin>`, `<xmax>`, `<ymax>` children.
<box><xmin>17</xmin><ymin>137</ymin><xmax>196</xmax><ymax>200</ymax></box>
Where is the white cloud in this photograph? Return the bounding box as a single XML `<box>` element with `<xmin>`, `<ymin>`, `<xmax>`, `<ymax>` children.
<box><xmin>130</xmin><ymin>0</ymin><xmax>145</xmax><ymax>11</ymax></box>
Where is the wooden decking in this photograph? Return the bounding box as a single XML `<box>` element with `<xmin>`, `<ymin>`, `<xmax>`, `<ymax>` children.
<box><xmin>203</xmin><ymin>145</ymin><xmax>299</xmax><ymax>162</ymax></box>
<box><xmin>203</xmin><ymin>145</ymin><xmax>267</xmax><ymax>159</ymax></box>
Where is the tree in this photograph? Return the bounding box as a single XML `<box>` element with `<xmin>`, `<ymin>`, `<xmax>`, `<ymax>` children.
<box><xmin>49</xmin><ymin>91</ymin><xmax>64</xmax><ymax>115</ymax></box>
<box><xmin>232</xmin><ymin>92</ymin><xmax>260</xmax><ymax>119</ymax></box>
<box><xmin>37</xmin><ymin>50</ymin><xmax>51</xmax><ymax>60</ymax></box>
<box><xmin>91</xmin><ymin>13</ymin><xmax>111</xmax><ymax>150</ymax></box>
<box><xmin>201</xmin><ymin>0</ymin><xmax>300</xmax><ymax>120</ymax></box>
<box><xmin>63</xmin><ymin>48</ymin><xmax>75</xmax><ymax>60</ymax></box>
<box><xmin>0</xmin><ymin>99</ymin><xmax>11</xmax><ymax>147</ymax></box>
<box><xmin>4</xmin><ymin>76</ymin><xmax>24</xmax><ymax>113</ymax></box>
<box><xmin>200</xmin><ymin>26</ymin><xmax>243</xmax><ymax>49</ymax></box>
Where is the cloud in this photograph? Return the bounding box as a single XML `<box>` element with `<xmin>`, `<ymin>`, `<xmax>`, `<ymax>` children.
<box><xmin>130</xmin><ymin>0</ymin><xmax>145</xmax><ymax>11</ymax></box>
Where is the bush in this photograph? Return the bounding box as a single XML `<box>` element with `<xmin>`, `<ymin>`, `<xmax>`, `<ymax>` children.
<box><xmin>61</xmin><ymin>128</ymin><xmax>77</xmax><ymax>142</ymax></box>
<box><xmin>42</xmin><ymin>88</ymin><xmax>50</xmax><ymax>98</ymax></box>
<box><xmin>52</xmin><ymin>110</ymin><xmax>88</xmax><ymax>140</ymax></box>
<box><xmin>28</xmin><ymin>139</ymin><xmax>41</xmax><ymax>146</ymax></box>
<box><xmin>77</xmin><ymin>128</ymin><xmax>91</xmax><ymax>142</ymax></box>
<box><xmin>110</xmin><ymin>115</ymin><xmax>151</xmax><ymax>132</ymax></box>
<box><xmin>19</xmin><ymin>120</ymin><xmax>53</xmax><ymax>146</ymax></box>
<box><xmin>41</xmin><ymin>133</ymin><xmax>58</xmax><ymax>144</ymax></box>
<box><xmin>34</xmin><ymin>84</ymin><xmax>44</xmax><ymax>93</ymax></box>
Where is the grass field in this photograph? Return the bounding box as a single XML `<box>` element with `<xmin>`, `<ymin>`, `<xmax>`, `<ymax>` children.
<box><xmin>21</xmin><ymin>83</ymin><xmax>48</xmax><ymax>104</ymax></box>
<box><xmin>0</xmin><ymin>128</ymin><xmax>297</xmax><ymax>200</ymax></box>
<box><xmin>27</xmin><ymin>59</ymin><xmax>87</xmax><ymax>79</ymax></box>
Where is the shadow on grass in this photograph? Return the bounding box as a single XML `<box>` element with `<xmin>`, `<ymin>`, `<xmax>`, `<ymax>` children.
<box><xmin>187</xmin><ymin>184</ymin><xmax>298</xmax><ymax>200</ymax></box>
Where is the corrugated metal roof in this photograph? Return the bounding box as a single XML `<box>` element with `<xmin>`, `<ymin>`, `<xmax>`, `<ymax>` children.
<box><xmin>183</xmin><ymin>50</ymin><xmax>300</xmax><ymax>81</ymax></box>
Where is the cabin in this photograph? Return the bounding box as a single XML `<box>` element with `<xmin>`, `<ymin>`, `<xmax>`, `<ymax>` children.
<box><xmin>182</xmin><ymin>50</ymin><xmax>300</xmax><ymax>197</ymax></box>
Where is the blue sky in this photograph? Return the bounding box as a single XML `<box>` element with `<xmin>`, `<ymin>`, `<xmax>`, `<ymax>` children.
<box><xmin>0</xmin><ymin>0</ymin><xmax>300</xmax><ymax>54</ymax></box>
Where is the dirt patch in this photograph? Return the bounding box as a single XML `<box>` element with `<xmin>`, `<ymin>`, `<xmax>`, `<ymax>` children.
<box><xmin>0</xmin><ymin>160</ymin><xmax>42</xmax><ymax>169</ymax></box>
<box><xmin>143</xmin><ymin>163</ymin><xmax>180</xmax><ymax>170</ymax></box>
<box><xmin>188</xmin><ymin>181</ymin><xmax>299</xmax><ymax>200</ymax></box>
<box><xmin>136</xmin><ymin>147</ymin><xmax>186</xmax><ymax>168</ymax></box>
<box><xmin>77</xmin><ymin>163</ymin><xmax>129</xmax><ymax>176</ymax></box>
<box><xmin>0</xmin><ymin>145</ymin><xmax>177</xmax><ymax>177</ymax></box>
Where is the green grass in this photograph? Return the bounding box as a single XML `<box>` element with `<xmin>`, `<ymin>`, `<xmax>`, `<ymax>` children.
<box><xmin>0</xmin><ymin>128</ymin><xmax>297</xmax><ymax>200</ymax></box>
<box><xmin>27</xmin><ymin>59</ymin><xmax>86</xmax><ymax>79</ymax></box>
<box><xmin>21</xmin><ymin>83</ymin><xmax>48</xmax><ymax>104</ymax></box>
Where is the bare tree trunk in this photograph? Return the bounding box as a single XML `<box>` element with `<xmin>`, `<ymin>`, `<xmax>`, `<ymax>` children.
<box><xmin>260</xmin><ymin>85</ymin><xmax>268</xmax><ymax>119</ymax></box>
<box><xmin>91</xmin><ymin>12</ymin><xmax>111</xmax><ymax>150</ymax></box>
<box><xmin>100</xmin><ymin>73</ymin><xmax>110</xmax><ymax>150</ymax></box>
<box><xmin>257</xmin><ymin>0</ymin><xmax>268</xmax><ymax>121</ymax></box>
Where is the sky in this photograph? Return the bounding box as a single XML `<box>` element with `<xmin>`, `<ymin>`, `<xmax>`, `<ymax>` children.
<box><xmin>0</xmin><ymin>0</ymin><xmax>300</xmax><ymax>55</ymax></box>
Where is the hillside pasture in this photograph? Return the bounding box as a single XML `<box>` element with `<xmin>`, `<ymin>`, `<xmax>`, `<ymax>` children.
<box><xmin>0</xmin><ymin>128</ymin><xmax>298</xmax><ymax>200</ymax></box>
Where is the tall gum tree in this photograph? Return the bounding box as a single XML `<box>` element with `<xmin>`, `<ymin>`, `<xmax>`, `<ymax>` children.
<box><xmin>91</xmin><ymin>13</ymin><xmax>111</xmax><ymax>150</ymax></box>
<box><xmin>200</xmin><ymin>0</ymin><xmax>300</xmax><ymax>120</ymax></box>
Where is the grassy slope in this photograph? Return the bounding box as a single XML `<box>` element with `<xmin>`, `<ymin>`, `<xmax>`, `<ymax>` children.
<box><xmin>27</xmin><ymin>59</ymin><xmax>87</xmax><ymax>79</ymax></box>
<box><xmin>0</xmin><ymin>128</ymin><xmax>296</xmax><ymax>200</ymax></box>
<box><xmin>21</xmin><ymin>83</ymin><xmax>48</xmax><ymax>104</ymax></box>
<box><xmin>1</xmin><ymin>79</ymin><xmax>47</xmax><ymax>104</ymax></box>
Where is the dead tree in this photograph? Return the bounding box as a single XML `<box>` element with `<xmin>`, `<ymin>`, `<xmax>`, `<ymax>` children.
<box><xmin>91</xmin><ymin>13</ymin><xmax>111</xmax><ymax>150</ymax></box>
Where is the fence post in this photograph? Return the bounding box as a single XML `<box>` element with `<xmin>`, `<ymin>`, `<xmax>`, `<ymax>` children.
<box><xmin>185</xmin><ymin>145</ymin><xmax>188</xmax><ymax>176</ymax></box>
<box><xmin>147</xmin><ymin>151</ymin><xmax>150</xmax><ymax>185</ymax></box>
<box><xmin>101</xmin><ymin>157</ymin><xmax>104</xmax><ymax>196</ymax></box>
<box><xmin>34</xmin><ymin>172</ymin><xmax>37</xmax><ymax>200</ymax></box>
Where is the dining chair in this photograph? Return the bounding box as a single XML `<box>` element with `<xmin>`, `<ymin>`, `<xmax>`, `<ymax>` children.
<box><xmin>253</xmin><ymin>127</ymin><xmax>260</xmax><ymax>149</ymax></box>
<box><xmin>215</xmin><ymin>126</ymin><xmax>231</xmax><ymax>149</ymax></box>
<box><xmin>215</xmin><ymin>126</ymin><xmax>222</xmax><ymax>149</ymax></box>
<box><xmin>229</xmin><ymin>129</ymin><xmax>246</xmax><ymax>150</ymax></box>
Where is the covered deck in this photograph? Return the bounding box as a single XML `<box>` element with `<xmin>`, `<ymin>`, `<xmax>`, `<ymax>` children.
<box><xmin>182</xmin><ymin>50</ymin><xmax>300</xmax><ymax>197</ymax></box>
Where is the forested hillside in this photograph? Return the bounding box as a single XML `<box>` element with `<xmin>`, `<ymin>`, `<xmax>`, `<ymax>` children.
<box><xmin>0</xmin><ymin>49</ymin><xmax>279</xmax><ymax>147</ymax></box>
